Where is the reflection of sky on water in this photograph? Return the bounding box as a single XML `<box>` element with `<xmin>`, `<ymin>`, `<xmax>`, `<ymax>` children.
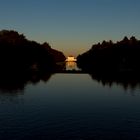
<box><xmin>0</xmin><ymin>74</ymin><xmax>140</xmax><ymax>139</ymax></box>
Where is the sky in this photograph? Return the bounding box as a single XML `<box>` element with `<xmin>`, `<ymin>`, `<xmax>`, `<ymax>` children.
<box><xmin>0</xmin><ymin>0</ymin><xmax>140</xmax><ymax>57</ymax></box>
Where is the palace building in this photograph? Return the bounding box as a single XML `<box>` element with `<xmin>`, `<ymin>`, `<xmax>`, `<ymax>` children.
<box><xmin>65</xmin><ymin>56</ymin><xmax>77</xmax><ymax>62</ymax></box>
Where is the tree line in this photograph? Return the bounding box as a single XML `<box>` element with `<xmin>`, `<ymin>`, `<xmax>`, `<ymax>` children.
<box><xmin>77</xmin><ymin>36</ymin><xmax>140</xmax><ymax>73</ymax></box>
<box><xmin>0</xmin><ymin>30</ymin><xmax>66</xmax><ymax>73</ymax></box>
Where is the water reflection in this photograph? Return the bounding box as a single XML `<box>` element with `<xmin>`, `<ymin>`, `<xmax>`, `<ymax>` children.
<box><xmin>0</xmin><ymin>71</ymin><xmax>140</xmax><ymax>139</ymax></box>
<box><xmin>0</xmin><ymin>71</ymin><xmax>53</xmax><ymax>94</ymax></box>
<box><xmin>66</xmin><ymin>61</ymin><xmax>81</xmax><ymax>71</ymax></box>
<box><xmin>0</xmin><ymin>67</ymin><xmax>140</xmax><ymax>94</ymax></box>
<box><xmin>90</xmin><ymin>72</ymin><xmax>140</xmax><ymax>91</ymax></box>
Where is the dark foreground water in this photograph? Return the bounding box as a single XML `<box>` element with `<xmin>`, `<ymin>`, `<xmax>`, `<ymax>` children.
<box><xmin>0</xmin><ymin>73</ymin><xmax>140</xmax><ymax>140</ymax></box>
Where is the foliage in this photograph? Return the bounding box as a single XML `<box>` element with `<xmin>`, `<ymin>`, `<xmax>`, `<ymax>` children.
<box><xmin>77</xmin><ymin>36</ymin><xmax>140</xmax><ymax>72</ymax></box>
<box><xmin>0</xmin><ymin>30</ymin><xmax>66</xmax><ymax>72</ymax></box>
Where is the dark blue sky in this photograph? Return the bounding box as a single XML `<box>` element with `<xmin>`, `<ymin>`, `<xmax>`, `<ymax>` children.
<box><xmin>0</xmin><ymin>0</ymin><xmax>140</xmax><ymax>56</ymax></box>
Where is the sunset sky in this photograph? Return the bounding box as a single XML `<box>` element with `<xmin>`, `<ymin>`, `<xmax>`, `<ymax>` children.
<box><xmin>0</xmin><ymin>0</ymin><xmax>140</xmax><ymax>56</ymax></box>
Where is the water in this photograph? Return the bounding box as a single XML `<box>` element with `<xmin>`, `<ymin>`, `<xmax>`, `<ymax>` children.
<box><xmin>65</xmin><ymin>61</ymin><xmax>81</xmax><ymax>71</ymax></box>
<box><xmin>0</xmin><ymin>73</ymin><xmax>140</xmax><ymax>140</ymax></box>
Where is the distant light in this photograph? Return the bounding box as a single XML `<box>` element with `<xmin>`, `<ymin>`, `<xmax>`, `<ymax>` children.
<box><xmin>66</xmin><ymin>56</ymin><xmax>77</xmax><ymax>62</ymax></box>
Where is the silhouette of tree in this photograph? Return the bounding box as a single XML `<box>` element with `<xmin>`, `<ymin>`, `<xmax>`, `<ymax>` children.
<box><xmin>0</xmin><ymin>30</ymin><xmax>66</xmax><ymax>73</ymax></box>
<box><xmin>77</xmin><ymin>36</ymin><xmax>140</xmax><ymax>73</ymax></box>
